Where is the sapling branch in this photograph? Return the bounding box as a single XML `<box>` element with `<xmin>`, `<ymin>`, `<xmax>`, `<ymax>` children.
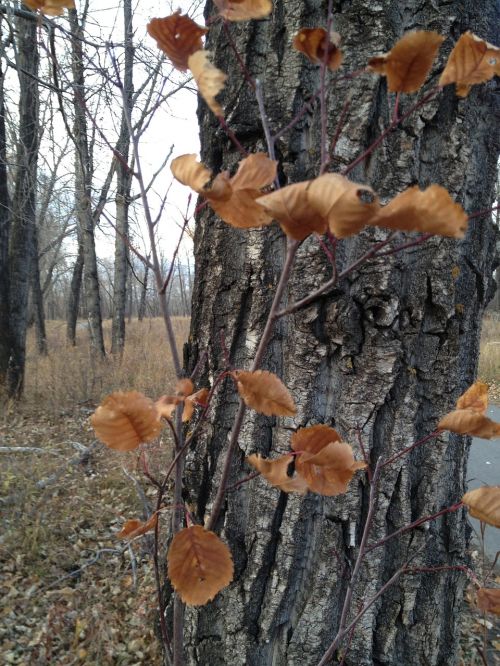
<box><xmin>365</xmin><ymin>501</ymin><xmax>464</xmax><ymax>555</ymax></box>
<box><xmin>317</xmin><ymin>556</ymin><xmax>421</xmax><ymax>665</ymax></box>
<box><xmin>381</xmin><ymin>430</ymin><xmax>441</xmax><ymax>468</ymax></box>
<box><xmin>222</xmin><ymin>20</ymin><xmax>255</xmax><ymax>90</ymax></box>
<box><xmin>336</xmin><ymin>459</ymin><xmax>382</xmax><ymax>636</ymax></box>
<box><xmin>277</xmin><ymin>232</ymin><xmax>397</xmax><ymax>317</ymax></box>
<box><xmin>206</xmin><ymin>239</ymin><xmax>300</xmax><ymax>531</ymax></box>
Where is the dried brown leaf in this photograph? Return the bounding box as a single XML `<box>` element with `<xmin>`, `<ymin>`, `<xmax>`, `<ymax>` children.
<box><xmin>291</xmin><ymin>425</ymin><xmax>365</xmax><ymax>496</ymax></box>
<box><xmin>246</xmin><ymin>454</ymin><xmax>308</xmax><ymax>493</ymax></box>
<box><xmin>462</xmin><ymin>487</ymin><xmax>500</xmax><ymax>528</ymax></box>
<box><xmin>117</xmin><ymin>513</ymin><xmax>159</xmax><ymax>540</ymax></box>
<box><xmin>147</xmin><ymin>13</ymin><xmax>208</xmax><ymax>71</ymax></box>
<box><xmin>91</xmin><ymin>391</ymin><xmax>162</xmax><ymax>451</ymax></box>
<box><xmin>368</xmin><ymin>31</ymin><xmax>444</xmax><ymax>93</ymax></box>
<box><xmin>296</xmin><ymin>442</ymin><xmax>366</xmax><ymax>496</ymax></box>
<box><xmin>293</xmin><ymin>28</ymin><xmax>343</xmax><ymax>70</ymax></box>
<box><xmin>155</xmin><ymin>395</ymin><xmax>182</xmax><ymax>420</ymax></box>
<box><xmin>176</xmin><ymin>378</ymin><xmax>194</xmax><ymax>398</ymax></box>
<box><xmin>230</xmin><ymin>153</ymin><xmax>278</xmax><ymax>191</ymax></box>
<box><xmin>213</xmin><ymin>0</ymin><xmax>272</xmax><ymax>22</ymax></box>
<box><xmin>372</xmin><ymin>185</ymin><xmax>468</xmax><ymax>238</ymax></box>
<box><xmin>207</xmin><ymin>154</ymin><xmax>277</xmax><ymax>228</ymax></box>
<box><xmin>24</xmin><ymin>0</ymin><xmax>75</xmax><ymax>14</ymax></box>
<box><xmin>167</xmin><ymin>525</ymin><xmax>234</xmax><ymax>605</ymax></box>
<box><xmin>171</xmin><ymin>154</ymin><xmax>212</xmax><ymax>192</ymax></box>
<box><xmin>291</xmin><ymin>424</ymin><xmax>342</xmax><ymax>453</ymax></box>
<box><xmin>233</xmin><ymin>370</ymin><xmax>296</xmax><ymax>416</ymax></box>
<box><xmin>477</xmin><ymin>588</ymin><xmax>500</xmax><ymax>615</ymax></box>
<box><xmin>188</xmin><ymin>50</ymin><xmax>227</xmax><ymax>117</ymax></box>
<box><xmin>172</xmin><ymin>153</ymin><xmax>276</xmax><ymax>228</ymax></box>
<box><xmin>456</xmin><ymin>381</ymin><xmax>489</xmax><ymax>414</ymax></box>
<box><xmin>438</xmin><ymin>409</ymin><xmax>500</xmax><ymax>439</ymax></box>
<box><xmin>439</xmin><ymin>32</ymin><xmax>500</xmax><ymax>97</ymax></box>
<box><xmin>307</xmin><ymin>174</ymin><xmax>380</xmax><ymax>239</ymax></box>
<box><xmin>257</xmin><ymin>181</ymin><xmax>327</xmax><ymax>240</ymax></box>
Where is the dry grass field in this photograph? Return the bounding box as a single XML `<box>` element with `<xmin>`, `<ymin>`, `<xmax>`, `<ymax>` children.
<box><xmin>479</xmin><ymin>314</ymin><xmax>500</xmax><ymax>392</ymax></box>
<box><xmin>1</xmin><ymin>318</ymin><xmax>189</xmax><ymax>665</ymax></box>
<box><xmin>0</xmin><ymin>314</ymin><xmax>498</xmax><ymax>664</ymax></box>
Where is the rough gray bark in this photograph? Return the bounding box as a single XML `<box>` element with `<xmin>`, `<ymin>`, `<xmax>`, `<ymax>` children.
<box><xmin>0</xmin><ymin>47</ymin><xmax>11</xmax><ymax>385</ymax></box>
<box><xmin>68</xmin><ymin>8</ymin><xmax>105</xmax><ymax>357</ymax></box>
<box><xmin>111</xmin><ymin>0</ymin><xmax>134</xmax><ymax>355</ymax></box>
<box><xmin>6</xmin><ymin>12</ymin><xmax>39</xmax><ymax>397</ymax></box>
<box><xmin>181</xmin><ymin>1</ymin><xmax>499</xmax><ymax>665</ymax></box>
<box><xmin>66</xmin><ymin>232</ymin><xmax>84</xmax><ymax>346</ymax></box>
<box><xmin>138</xmin><ymin>259</ymin><xmax>149</xmax><ymax>321</ymax></box>
<box><xmin>30</xmin><ymin>224</ymin><xmax>47</xmax><ymax>356</ymax></box>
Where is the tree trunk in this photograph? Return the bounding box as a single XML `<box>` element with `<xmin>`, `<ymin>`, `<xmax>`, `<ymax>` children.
<box><xmin>111</xmin><ymin>0</ymin><xmax>134</xmax><ymax>355</ymax></box>
<box><xmin>6</xmin><ymin>11</ymin><xmax>39</xmax><ymax>397</ymax></box>
<box><xmin>0</xmin><ymin>43</ymin><xmax>11</xmax><ymax>386</ymax></box>
<box><xmin>66</xmin><ymin>234</ymin><xmax>84</xmax><ymax>346</ymax></box>
<box><xmin>68</xmin><ymin>8</ymin><xmax>105</xmax><ymax>358</ymax></box>
<box><xmin>138</xmin><ymin>259</ymin><xmax>149</xmax><ymax>321</ymax></box>
<box><xmin>31</xmin><ymin>224</ymin><xmax>48</xmax><ymax>356</ymax></box>
<box><xmin>182</xmin><ymin>2</ymin><xmax>499</xmax><ymax>665</ymax></box>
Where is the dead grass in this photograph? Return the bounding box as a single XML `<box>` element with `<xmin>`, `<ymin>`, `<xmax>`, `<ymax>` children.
<box><xmin>1</xmin><ymin>317</ymin><xmax>189</xmax><ymax>665</ymax></box>
<box><xmin>479</xmin><ymin>314</ymin><xmax>500</xmax><ymax>394</ymax></box>
<box><xmin>23</xmin><ymin>317</ymin><xmax>190</xmax><ymax>410</ymax></box>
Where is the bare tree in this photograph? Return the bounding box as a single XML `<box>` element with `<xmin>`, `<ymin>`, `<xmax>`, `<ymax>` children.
<box><xmin>3</xmin><ymin>9</ymin><xmax>40</xmax><ymax>397</ymax></box>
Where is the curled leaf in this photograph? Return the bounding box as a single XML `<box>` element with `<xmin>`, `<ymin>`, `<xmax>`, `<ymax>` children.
<box><xmin>307</xmin><ymin>174</ymin><xmax>380</xmax><ymax>239</ymax></box>
<box><xmin>257</xmin><ymin>181</ymin><xmax>327</xmax><ymax>240</ymax></box>
<box><xmin>438</xmin><ymin>409</ymin><xmax>500</xmax><ymax>439</ymax></box>
<box><xmin>91</xmin><ymin>391</ymin><xmax>162</xmax><ymax>451</ymax></box>
<box><xmin>214</xmin><ymin>0</ymin><xmax>272</xmax><ymax>22</ymax></box>
<box><xmin>291</xmin><ymin>424</ymin><xmax>342</xmax><ymax>452</ymax></box>
<box><xmin>233</xmin><ymin>369</ymin><xmax>296</xmax><ymax>416</ymax></box>
<box><xmin>171</xmin><ymin>154</ymin><xmax>212</xmax><ymax>192</ymax></box>
<box><xmin>117</xmin><ymin>513</ymin><xmax>159</xmax><ymax>540</ymax></box>
<box><xmin>368</xmin><ymin>31</ymin><xmax>444</xmax><ymax>93</ymax></box>
<box><xmin>372</xmin><ymin>185</ymin><xmax>468</xmax><ymax>238</ymax></box>
<box><xmin>477</xmin><ymin>588</ymin><xmax>500</xmax><ymax>615</ymax></box>
<box><xmin>456</xmin><ymin>381</ymin><xmax>489</xmax><ymax>414</ymax></box>
<box><xmin>147</xmin><ymin>13</ymin><xmax>208</xmax><ymax>71</ymax></box>
<box><xmin>246</xmin><ymin>453</ymin><xmax>308</xmax><ymax>493</ymax></box>
<box><xmin>462</xmin><ymin>487</ymin><xmax>500</xmax><ymax>528</ymax></box>
<box><xmin>292</xmin><ymin>425</ymin><xmax>365</xmax><ymax>496</ymax></box>
<box><xmin>156</xmin><ymin>386</ymin><xmax>209</xmax><ymax>422</ymax></box>
<box><xmin>172</xmin><ymin>153</ymin><xmax>277</xmax><ymax>229</ymax></box>
<box><xmin>175</xmin><ymin>378</ymin><xmax>194</xmax><ymax>398</ymax></box>
<box><xmin>188</xmin><ymin>50</ymin><xmax>227</xmax><ymax>117</ymax></box>
<box><xmin>167</xmin><ymin>525</ymin><xmax>234</xmax><ymax>605</ymax></box>
<box><xmin>183</xmin><ymin>388</ymin><xmax>210</xmax><ymax>422</ymax></box>
<box><xmin>155</xmin><ymin>395</ymin><xmax>182</xmax><ymax>420</ymax></box>
<box><xmin>293</xmin><ymin>28</ymin><xmax>343</xmax><ymax>70</ymax></box>
<box><xmin>439</xmin><ymin>32</ymin><xmax>500</xmax><ymax>97</ymax></box>
<box><xmin>23</xmin><ymin>0</ymin><xmax>75</xmax><ymax>14</ymax></box>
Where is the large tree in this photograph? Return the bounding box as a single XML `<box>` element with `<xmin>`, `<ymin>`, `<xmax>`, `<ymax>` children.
<box><xmin>181</xmin><ymin>1</ymin><xmax>499</xmax><ymax>664</ymax></box>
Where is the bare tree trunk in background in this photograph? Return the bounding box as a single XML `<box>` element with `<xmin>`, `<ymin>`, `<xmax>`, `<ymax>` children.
<box><xmin>181</xmin><ymin>2</ymin><xmax>499</xmax><ymax>664</ymax></box>
<box><xmin>111</xmin><ymin>0</ymin><xmax>134</xmax><ymax>355</ymax></box>
<box><xmin>0</xmin><ymin>40</ymin><xmax>11</xmax><ymax>387</ymax></box>
<box><xmin>66</xmin><ymin>233</ymin><xmax>84</xmax><ymax>346</ymax></box>
<box><xmin>138</xmin><ymin>258</ymin><xmax>149</xmax><ymax>321</ymax></box>
<box><xmin>177</xmin><ymin>258</ymin><xmax>189</xmax><ymax>316</ymax></box>
<box><xmin>31</xmin><ymin>225</ymin><xmax>47</xmax><ymax>356</ymax></box>
<box><xmin>6</xmin><ymin>11</ymin><xmax>39</xmax><ymax>398</ymax></box>
<box><xmin>68</xmin><ymin>8</ymin><xmax>105</xmax><ymax>357</ymax></box>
